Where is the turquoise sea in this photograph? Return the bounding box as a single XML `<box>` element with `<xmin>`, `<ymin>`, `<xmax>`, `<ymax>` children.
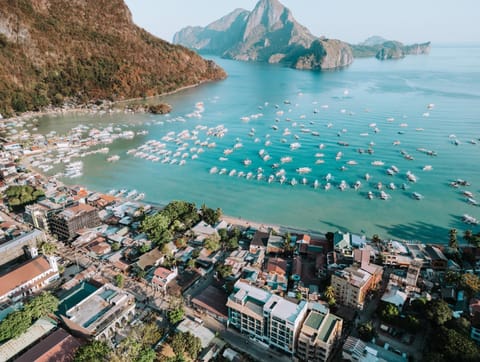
<box><xmin>35</xmin><ymin>46</ymin><xmax>480</xmax><ymax>243</ymax></box>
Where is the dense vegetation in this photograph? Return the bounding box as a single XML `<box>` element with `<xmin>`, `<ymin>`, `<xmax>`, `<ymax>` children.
<box><xmin>0</xmin><ymin>292</ymin><xmax>58</xmax><ymax>342</ymax></box>
<box><xmin>4</xmin><ymin>185</ymin><xmax>45</xmax><ymax>211</ymax></box>
<box><xmin>141</xmin><ymin>201</ymin><xmax>222</xmax><ymax>247</ymax></box>
<box><xmin>0</xmin><ymin>0</ymin><xmax>226</xmax><ymax>117</ymax></box>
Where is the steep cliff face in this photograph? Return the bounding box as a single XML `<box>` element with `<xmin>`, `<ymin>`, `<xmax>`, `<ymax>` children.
<box><xmin>0</xmin><ymin>0</ymin><xmax>226</xmax><ymax>116</ymax></box>
<box><xmin>174</xmin><ymin>0</ymin><xmax>353</xmax><ymax>71</ymax></box>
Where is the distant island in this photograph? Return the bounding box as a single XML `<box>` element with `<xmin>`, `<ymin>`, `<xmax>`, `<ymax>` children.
<box><xmin>0</xmin><ymin>0</ymin><xmax>226</xmax><ymax>117</ymax></box>
<box><xmin>173</xmin><ymin>0</ymin><xmax>430</xmax><ymax>70</ymax></box>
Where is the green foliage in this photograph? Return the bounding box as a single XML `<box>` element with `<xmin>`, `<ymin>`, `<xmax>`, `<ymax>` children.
<box><xmin>216</xmin><ymin>264</ymin><xmax>233</xmax><ymax>279</ymax></box>
<box><xmin>114</xmin><ymin>274</ymin><xmax>125</xmax><ymax>289</ymax></box>
<box><xmin>167</xmin><ymin>306</ymin><xmax>185</xmax><ymax>325</ymax></box>
<box><xmin>0</xmin><ymin>310</ymin><xmax>32</xmax><ymax>341</ymax></box>
<box><xmin>200</xmin><ymin>204</ymin><xmax>222</xmax><ymax>226</ymax></box>
<box><xmin>449</xmin><ymin>228</ymin><xmax>459</xmax><ymax>249</ymax></box>
<box><xmin>74</xmin><ymin>340</ymin><xmax>111</xmax><ymax>362</ymax></box>
<box><xmin>24</xmin><ymin>291</ymin><xmax>59</xmax><ymax>320</ymax></box>
<box><xmin>426</xmin><ymin>300</ymin><xmax>452</xmax><ymax>326</ymax></box>
<box><xmin>461</xmin><ymin>273</ymin><xmax>480</xmax><ymax>296</ymax></box>
<box><xmin>0</xmin><ymin>292</ymin><xmax>58</xmax><ymax>342</ymax></box>
<box><xmin>170</xmin><ymin>331</ymin><xmax>202</xmax><ymax>360</ymax></box>
<box><xmin>139</xmin><ymin>243</ymin><xmax>151</xmax><ymax>254</ymax></box>
<box><xmin>380</xmin><ymin>303</ymin><xmax>399</xmax><ymax>322</ymax></box>
<box><xmin>434</xmin><ymin>326</ymin><xmax>480</xmax><ymax>362</ymax></box>
<box><xmin>357</xmin><ymin>321</ymin><xmax>376</xmax><ymax>342</ymax></box>
<box><xmin>323</xmin><ymin>285</ymin><xmax>336</xmax><ymax>306</ymax></box>
<box><xmin>39</xmin><ymin>241</ymin><xmax>57</xmax><ymax>255</ymax></box>
<box><xmin>204</xmin><ymin>234</ymin><xmax>221</xmax><ymax>252</ymax></box>
<box><xmin>111</xmin><ymin>242</ymin><xmax>121</xmax><ymax>251</ymax></box>
<box><xmin>5</xmin><ymin>185</ymin><xmax>44</xmax><ymax>211</ymax></box>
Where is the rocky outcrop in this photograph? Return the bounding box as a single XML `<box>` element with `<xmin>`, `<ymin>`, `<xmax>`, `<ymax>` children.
<box><xmin>0</xmin><ymin>0</ymin><xmax>226</xmax><ymax>116</ymax></box>
<box><xmin>352</xmin><ymin>37</ymin><xmax>431</xmax><ymax>60</ymax></box>
<box><xmin>173</xmin><ymin>0</ymin><xmax>353</xmax><ymax>71</ymax></box>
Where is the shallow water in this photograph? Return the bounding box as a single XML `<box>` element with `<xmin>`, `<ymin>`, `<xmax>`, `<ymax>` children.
<box><xmin>33</xmin><ymin>46</ymin><xmax>480</xmax><ymax>243</ymax></box>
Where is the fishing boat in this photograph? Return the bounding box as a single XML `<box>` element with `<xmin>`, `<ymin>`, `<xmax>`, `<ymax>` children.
<box><xmin>313</xmin><ymin>180</ymin><xmax>319</xmax><ymax>189</ymax></box>
<box><xmin>296</xmin><ymin>167</ymin><xmax>312</xmax><ymax>174</ymax></box>
<box><xmin>380</xmin><ymin>191</ymin><xmax>390</xmax><ymax>200</ymax></box>
<box><xmin>412</xmin><ymin>192</ymin><xmax>424</xmax><ymax>200</ymax></box>
<box><xmin>354</xmin><ymin>181</ymin><xmax>362</xmax><ymax>191</ymax></box>
<box><xmin>324</xmin><ymin>182</ymin><xmax>331</xmax><ymax>190</ymax></box>
<box><xmin>368</xmin><ymin>191</ymin><xmax>374</xmax><ymax>199</ymax></box>
<box><xmin>291</xmin><ymin>178</ymin><xmax>298</xmax><ymax>186</ymax></box>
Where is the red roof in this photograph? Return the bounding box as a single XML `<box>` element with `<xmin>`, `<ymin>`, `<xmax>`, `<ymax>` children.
<box><xmin>154</xmin><ymin>267</ymin><xmax>173</xmax><ymax>279</ymax></box>
<box><xmin>0</xmin><ymin>257</ymin><xmax>54</xmax><ymax>298</ymax></box>
<box><xmin>266</xmin><ymin>257</ymin><xmax>287</xmax><ymax>275</ymax></box>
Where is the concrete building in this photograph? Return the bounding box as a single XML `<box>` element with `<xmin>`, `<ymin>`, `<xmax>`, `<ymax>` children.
<box><xmin>24</xmin><ymin>200</ymin><xmax>62</xmax><ymax>233</ymax></box>
<box><xmin>0</xmin><ymin>255</ymin><xmax>59</xmax><ymax>303</ymax></box>
<box><xmin>151</xmin><ymin>266</ymin><xmax>177</xmax><ymax>292</ymax></box>
<box><xmin>331</xmin><ymin>263</ymin><xmax>383</xmax><ymax>310</ymax></box>
<box><xmin>49</xmin><ymin>203</ymin><xmax>101</xmax><ymax>241</ymax></box>
<box><xmin>58</xmin><ymin>282</ymin><xmax>135</xmax><ymax>341</ymax></box>
<box><xmin>296</xmin><ymin>304</ymin><xmax>343</xmax><ymax>362</ymax></box>
<box><xmin>227</xmin><ymin>280</ymin><xmax>308</xmax><ymax>355</ymax></box>
<box><xmin>0</xmin><ymin>229</ymin><xmax>46</xmax><ymax>268</ymax></box>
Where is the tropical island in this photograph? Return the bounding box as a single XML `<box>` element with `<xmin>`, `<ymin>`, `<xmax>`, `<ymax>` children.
<box><xmin>173</xmin><ymin>0</ymin><xmax>430</xmax><ymax>71</ymax></box>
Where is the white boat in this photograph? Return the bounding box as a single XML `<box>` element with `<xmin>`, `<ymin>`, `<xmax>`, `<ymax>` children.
<box><xmin>406</xmin><ymin>171</ymin><xmax>417</xmax><ymax>182</ymax></box>
<box><xmin>315</xmin><ymin>159</ymin><xmax>325</xmax><ymax>164</ymax></box>
<box><xmin>246</xmin><ymin>172</ymin><xmax>253</xmax><ymax>180</ymax></box>
<box><xmin>291</xmin><ymin>178</ymin><xmax>298</xmax><ymax>186</ymax></box>
<box><xmin>243</xmin><ymin>159</ymin><xmax>252</xmax><ymax>166</ymax></box>
<box><xmin>127</xmin><ymin>189</ymin><xmax>138</xmax><ymax>199</ymax></box>
<box><xmin>347</xmin><ymin>160</ymin><xmax>357</xmax><ymax>165</ymax></box>
<box><xmin>301</xmin><ymin>177</ymin><xmax>307</xmax><ymax>185</ymax></box>
<box><xmin>354</xmin><ymin>181</ymin><xmax>362</xmax><ymax>191</ymax></box>
<box><xmin>219</xmin><ymin>168</ymin><xmax>227</xmax><ymax>175</ymax></box>
<box><xmin>296</xmin><ymin>167</ymin><xmax>312</xmax><ymax>174</ymax></box>
<box><xmin>386</xmin><ymin>168</ymin><xmax>395</xmax><ymax>176</ymax></box>
<box><xmin>313</xmin><ymin>180</ymin><xmax>319</xmax><ymax>189</ymax></box>
<box><xmin>380</xmin><ymin>191</ymin><xmax>390</xmax><ymax>200</ymax></box>
<box><xmin>365</xmin><ymin>173</ymin><xmax>371</xmax><ymax>181</ymax></box>
<box><xmin>467</xmin><ymin>198</ymin><xmax>479</xmax><ymax>206</ymax></box>
<box><xmin>367</xmin><ymin>191</ymin><xmax>374</xmax><ymax>199</ymax></box>
<box><xmin>229</xmin><ymin>169</ymin><xmax>237</xmax><ymax>177</ymax></box>
<box><xmin>134</xmin><ymin>193</ymin><xmax>145</xmax><ymax>201</ymax></box>
<box><xmin>325</xmin><ymin>173</ymin><xmax>333</xmax><ymax>181</ymax></box>
<box><xmin>377</xmin><ymin>182</ymin><xmax>383</xmax><ymax>190</ymax></box>
<box><xmin>279</xmin><ymin>175</ymin><xmax>286</xmax><ymax>184</ymax></box>
<box><xmin>422</xmin><ymin>165</ymin><xmax>433</xmax><ymax>171</ymax></box>
<box><xmin>219</xmin><ymin>157</ymin><xmax>228</xmax><ymax>162</ymax></box>
<box><xmin>464</xmin><ymin>191</ymin><xmax>474</xmax><ymax>198</ymax></box>
<box><xmin>388</xmin><ymin>182</ymin><xmax>396</xmax><ymax>190</ymax></box>
<box><xmin>391</xmin><ymin>165</ymin><xmax>400</xmax><ymax>173</ymax></box>
<box><xmin>371</xmin><ymin>160</ymin><xmax>385</xmax><ymax>166</ymax></box>
<box><xmin>339</xmin><ymin>180</ymin><xmax>347</xmax><ymax>191</ymax></box>
<box><xmin>324</xmin><ymin>182</ymin><xmax>331</xmax><ymax>190</ymax></box>
<box><xmin>290</xmin><ymin>142</ymin><xmax>301</xmax><ymax>150</ymax></box>
<box><xmin>335</xmin><ymin>152</ymin><xmax>343</xmax><ymax>161</ymax></box>
<box><xmin>463</xmin><ymin>214</ymin><xmax>479</xmax><ymax>225</ymax></box>
<box><xmin>412</xmin><ymin>192</ymin><xmax>423</xmax><ymax>200</ymax></box>
<box><xmin>268</xmin><ymin>175</ymin><xmax>275</xmax><ymax>183</ymax></box>
<box><xmin>281</xmin><ymin>156</ymin><xmax>293</xmax><ymax>164</ymax></box>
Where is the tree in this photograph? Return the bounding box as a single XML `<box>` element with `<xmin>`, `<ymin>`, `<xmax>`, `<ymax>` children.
<box><xmin>74</xmin><ymin>340</ymin><xmax>111</xmax><ymax>362</ymax></box>
<box><xmin>324</xmin><ymin>285</ymin><xmax>336</xmax><ymax>306</ymax></box>
<box><xmin>380</xmin><ymin>303</ymin><xmax>399</xmax><ymax>322</ymax></box>
<box><xmin>170</xmin><ymin>332</ymin><xmax>202</xmax><ymax>360</ymax></box>
<box><xmin>216</xmin><ymin>264</ymin><xmax>233</xmax><ymax>279</ymax></box>
<box><xmin>444</xmin><ymin>271</ymin><xmax>461</xmax><ymax>285</ymax></box>
<box><xmin>371</xmin><ymin>234</ymin><xmax>382</xmax><ymax>243</ymax></box>
<box><xmin>426</xmin><ymin>300</ymin><xmax>452</xmax><ymax>325</ymax></box>
<box><xmin>225</xmin><ymin>236</ymin><xmax>239</xmax><ymax>251</ymax></box>
<box><xmin>357</xmin><ymin>322</ymin><xmax>376</xmax><ymax>342</ymax></box>
<box><xmin>39</xmin><ymin>241</ymin><xmax>57</xmax><ymax>255</ymax></box>
<box><xmin>111</xmin><ymin>242</ymin><xmax>121</xmax><ymax>251</ymax></box>
<box><xmin>141</xmin><ymin>213</ymin><xmax>171</xmax><ymax>246</ymax></box>
<box><xmin>5</xmin><ymin>185</ymin><xmax>45</xmax><ymax>211</ymax></box>
<box><xmin>24</xmin><ymin>291</ymin><xmax>59</xmax><ymax>320</ymax></box>
<box><xmin>167</xmin><ymin>306</ymin><xmax>185</xmax><ymax>325</ymax></box>
<box><xmin>115</xmin><ymin>274</ymin><xmax>125</xmax><ymax>289</ymax></box>
<box><xmin>139</xmin><ymin>243</ymin><xmax>151</xmax><ymax>254</ymax></box>
<box><xmin>461</xmin><ymin>273</ymin><xmax>480</xmax><ymax>296</ymax></box>
<box><xmin>436</xmin><ymin>326</ymin><xmax>480</xmax><ymax>361</ymax></box>
<box><xmin>200</xmin><ymin>204</ymin><xmax>221</xmax><ymax>226</ymax></box>
<box><xmin>449</xmin><ymin>228</ymin><xmax>459</xmax><ymax>249</ymax></box>
<box><xmin>204</xmin><ymin>235</ymin><xmax>221</xmax><ymax>252</ymax></box>
<box><xmin>0</xmin><ymin>310</ymin><xmax>32</xmax><ymax>341</ymax></box>
<box><xmin>464</xmin><ymin>229</ymin><xmax>473</xmax><ymax>244</ymax></box>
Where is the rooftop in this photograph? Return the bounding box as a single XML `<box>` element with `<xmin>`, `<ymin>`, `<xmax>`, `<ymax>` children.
<box><xmin>58</xmin><ymin>203</ymin><xmax>97</xmax><ymax>221</ymax></box>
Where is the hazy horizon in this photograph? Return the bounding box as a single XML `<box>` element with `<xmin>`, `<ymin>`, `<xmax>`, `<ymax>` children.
<box><xmin>124</xmin><ymin>0</ymin><xmax>479</xmax><ymax>45</ymax></box>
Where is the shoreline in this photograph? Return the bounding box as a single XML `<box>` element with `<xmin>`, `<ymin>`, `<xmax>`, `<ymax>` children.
<box><xmin>0</xmin><ymin>80</ymin><xmax>210</xmax><ymax>124</ymax></box>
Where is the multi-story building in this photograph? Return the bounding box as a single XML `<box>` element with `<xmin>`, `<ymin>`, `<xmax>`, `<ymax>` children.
<box><xmin>331</xmin><ymin>263</ymin><xmax>383</xmax><ymax>310</ymax></box>
<box><xmin>0</xmin><ymin>229</ymin><xmax>46</xmax><ymax>268</ymax></box>
<box><xmin>24</xmin><ymin>200</ymin><xmax>62</xmax><ymax>233</ymax></box>
<box><xmin>296</xmin><ymin>304</ymin><xmax>343</xmax><ymax>362</ymax></box>
<box><xmin>49</xmin><ymin>203</ymin><xmax>101</xmax><ymax>241</ymax></box>
<box><xmin>227</xmin><ymin>280</ymin><xmax>308</xmax><ymax>355</ymax></box>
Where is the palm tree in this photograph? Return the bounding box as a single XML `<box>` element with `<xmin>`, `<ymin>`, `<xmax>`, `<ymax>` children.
<box><xmin>464</xmin><ymin>230</ymin><xmax>473</xmax><ymax>244</ymax></box>
<box><xmin>372</xmin><ymin>234</ymin><xmax>382</xmax><ymax>244</ymax></box>
<box><xmin>324</xmin><ymin>285</ymin><xmax>335</xmax><ymax>300</ymax></box>
<box><xmin>449</xmin><ymin>228</ymin><xmax>459</xmax><ymax>249</ymax></box>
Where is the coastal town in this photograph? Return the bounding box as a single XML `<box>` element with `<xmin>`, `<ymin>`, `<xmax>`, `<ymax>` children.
<box><xmin>1</xmin><ymin>114</ymin><xmax>480</xmax><ymax>362</ymax></box>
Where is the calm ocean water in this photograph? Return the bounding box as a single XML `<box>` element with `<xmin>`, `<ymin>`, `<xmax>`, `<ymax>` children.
<box><xmin>36</xmin><ymin>46</ymin><xmax>480</xmax><ymax>243</ymax></box>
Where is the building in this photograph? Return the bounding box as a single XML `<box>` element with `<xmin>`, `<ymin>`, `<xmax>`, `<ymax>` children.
<box><xmin>331</xmin><ymin>263</ymin><xmax>383</xmax><ymax>310</ymax></box>
<box><xmin>227</xmin><ymin>280</ymin><xmax>308</xmax><ymax>355</ymax></box>
<box><xmin>342</xmin><ymin>336</ymin><xmax>407</xmax><ymax>362</ymax></box>
<box><xmin>49</xmin><ymin>203</ymin><xmax>101</xmax><ymax>241</ymax></box>
<box><xmin>296</xmin><ymin>304</ymin><xmax>343</xmax><ymax>362</ymax></box>
<box><xmin>0</xmin><ymin>229</ymin><xmax>46</xmax><ymax>268</ymax></box>
<box><xmin>191</xmin><ymin>286</ymin><xmax>228</xmax><ymax>323</ymax></box>
<box><xmin>152</xmin><ymin>266</ymin><xmax>178</xmax><ymax>292</ymax></box>
<box><xmin>24</xmin><ymin>200</ymin><xmax>62</xmax><ymax>233</ymax></box>
<box><xmin>14</xmin><ymin>328</ymin><xmax>82</xmax><ymax>362</ymax></box>
<box><xmin>0</xmin><ymin>255</ymin><xmax>59</xmax><ymax>302</ymax></box>
<box><xmin>58</xmin><ymin>282</ymin><xmax>135</xmax><ymax>341</ymax></box>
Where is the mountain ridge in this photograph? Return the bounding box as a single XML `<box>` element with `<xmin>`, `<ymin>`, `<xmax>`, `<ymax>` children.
<box><xmin>173</xmin><ymin>0</ymin><xmax>353</xmax><ymax>71</ymax></box>
<box><xmin>0</xmin><ymin>0</ymin><xmax>226</xmax><ymax>117</ymax></box>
